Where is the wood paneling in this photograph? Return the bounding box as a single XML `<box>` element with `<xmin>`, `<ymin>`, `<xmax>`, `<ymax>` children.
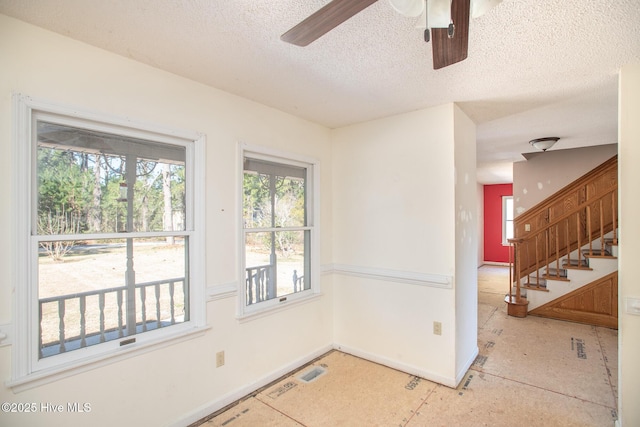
<box><xmin>529</xmin><ymin>272</ymin><xmax>618</xmax><ymax>329</ymax></box>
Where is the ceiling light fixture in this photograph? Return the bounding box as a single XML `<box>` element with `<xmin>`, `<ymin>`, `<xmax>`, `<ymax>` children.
<box><xmin>390</xmin><ymin>0</ymin><xmax>503</xmax><ymax>19</ymax></box>
<box><xmin>529</xmin><ymin>137</ymin><xmax>560</xmax><ymax>151</ymax></box>
<box><xmin>389</xmin><ymin>0</ymin><xmax>502</xmax><ymax>25</ymax></box>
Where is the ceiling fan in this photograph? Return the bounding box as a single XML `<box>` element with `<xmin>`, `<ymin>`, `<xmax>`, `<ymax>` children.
<box><xmin>281</xmin><ymin>0</ymin><xmax>502</xmax><ymax>70</ymax></box>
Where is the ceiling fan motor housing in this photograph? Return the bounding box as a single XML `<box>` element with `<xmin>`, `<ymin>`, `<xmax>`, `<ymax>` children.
<box><xmin>280</xmin><ymin>0</ymin><xmax>500</xmax><ymax>70</ymax></box>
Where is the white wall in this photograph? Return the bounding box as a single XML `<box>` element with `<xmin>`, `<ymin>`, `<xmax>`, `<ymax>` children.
<box><xmin>331</xmin><ymin>106</ymin><xmax>456</xmax><ymax>273</ymax></box>
<box><xmin>331</xmin><ymin>104</ymin><xmax>476</xmax><ymax>387</ymax></box>
<box><xmin>618</xmin><ymin>63</ymin><xmax>640</xmax><ymax>427</ymax></box>
<box><xmin>453</xmin><ymin>105</ymin><xmax>479</xmax><ymax>382</ymax></box>
<box><xmin>512</xmin><ymin>144</ymin><xmax>618</xmax><ymax>216</ymax></box>
<box><xmin>0</xmin><ymin>15</ymin><xmax>333</xmax><ymax>427</ymax></box>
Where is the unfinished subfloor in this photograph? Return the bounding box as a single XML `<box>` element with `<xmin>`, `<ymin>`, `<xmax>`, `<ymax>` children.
<box><xmin>197</xmin><ymin>265</ymin><xmax>618</xmax><ymax>427</ymax></box>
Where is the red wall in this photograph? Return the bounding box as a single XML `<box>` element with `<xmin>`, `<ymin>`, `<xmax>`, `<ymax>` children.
<box><xmin>484</xmin><ymin>184</ymin><xmax>513</xmax><ymax>263</ymax></box>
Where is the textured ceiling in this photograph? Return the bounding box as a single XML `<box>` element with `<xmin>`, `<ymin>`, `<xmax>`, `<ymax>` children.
<box><xmin>1</xmin><ymin>0</ymin><xmax>639</xmax><ymax>183</ymax></box>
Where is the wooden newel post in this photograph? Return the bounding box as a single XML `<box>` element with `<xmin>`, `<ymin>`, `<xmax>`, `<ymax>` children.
<box><xmin>506</xmin><ymin>238</ymin><xmax>529</xmax><ymax>318</ymax></box>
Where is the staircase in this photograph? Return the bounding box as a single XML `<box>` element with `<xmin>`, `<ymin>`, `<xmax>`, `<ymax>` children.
<box><xmin>505</xmin><ymin>156</ymin><xmax>618</xmax><ymax>328</ymax></box>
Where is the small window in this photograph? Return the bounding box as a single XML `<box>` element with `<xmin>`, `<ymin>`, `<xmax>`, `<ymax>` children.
<box><xmin>240</xmin><ymin>147</ymin><xmax>319</xmax><ymax>315</ymax></box>
<box><xmin>13</xmin><ymin>95</ymin><xmax>206</xmax><ymax>384</ymax></box>
<box><xmin>502</xmin><ymin>196</ymin><xmax>514</xmax><ymax>244</ymax></box>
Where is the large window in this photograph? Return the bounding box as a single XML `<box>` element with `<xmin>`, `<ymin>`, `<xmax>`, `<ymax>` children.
<box><xmin>13</xmin><ymin>96</ymin><xmax>205</xmax><ymax>384</ymax></box>
<box><xmin>241</xmin><ymin>147</ymin><xmax>319</xmax><ymax>315</ymax></box>
<box><xmin>502</xmin><ymin>195</ymin><xmax>514</xmax><ymax>244</ymax></box>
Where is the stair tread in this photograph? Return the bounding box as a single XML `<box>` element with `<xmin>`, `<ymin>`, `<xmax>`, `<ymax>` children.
<box><xmin>563</xmin><ymin>260</ymin><xmax>589</xmax><ymax>265</ymax></box>
<box><xmin>563</xmin><ymin>259</ymin><xmax>591</xmax><ymax>270</ymax></box>
<box><xmin>563</xmin><ymin>265</ymin><xmax>593</xmax><ymax>271</ymax></box>
<box><xmin>504</xmin><ymin>295</ymin><xmax>528</xmax><ymax>304</ymax></box>
<box><xmin>545</xmin><ymin>267</ymin><xmax>568</xmax><ymax>277</ymax></box>
<box><xmin>582</xmin><ymin>249</ymin><xmax>614</xmax><ymax>258</ymax></box>
<box><xmin>542</xmin><ymin>275</ymin><xmax>570</xmax><ymax>282</ymax></box>
<box><xmin>522</xmin><ymin>284</ymin><xmax>549</xmax><ymax>292</ymax></box>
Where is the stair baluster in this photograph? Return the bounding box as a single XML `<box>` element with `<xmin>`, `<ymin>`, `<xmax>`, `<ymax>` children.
<box><xmin>534</xmin><ymin>233</ymin><xmax>540</xmax><ymax>287</ymax></box>
<box><xmin>555</xmin><ymin>224</ymin><xmax>560</xmax><ymax>279</ymax></box>
<box><xmin>599</xmin><ymin>198</ymin><xmax>605</xmax><ymax>253</ymax></box>
<box><xmin>576</xmin><ymin>210</ymin><xmax>582</xmax><ymax>266</ymax></box>
<box><xmin>543</xmin><ymin>229</ymin><xmax>548</xmax><ymax>283</ymax></box>
<box><xmin>565</xmin><ymin>218</ymin><xmax>570</xmax><ymax>268</ymax></box>
<box><xmin>506</xmin><ymin>238</ymin><xmax>529</xmax><ymax>317</ymax></box>
<box><xmin>587</xmin><ymin>204</ymin><xmax>593</xmax><ymax>256</ymax></box>
<box><xmin>612</xmin><ymin>192</ymin><xmax>618</xmax><ymax>245</ymax></box>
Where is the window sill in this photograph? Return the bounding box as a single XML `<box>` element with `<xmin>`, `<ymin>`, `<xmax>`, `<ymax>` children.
<box><xmin>237</xmin><ymin>292</ymin><xmax>323</xmax><ymax>323</ymax></box>
<box><xmin>7</xmin><ymin>325</ymin><xmax>210</xmax><ymax>393</ymax></box>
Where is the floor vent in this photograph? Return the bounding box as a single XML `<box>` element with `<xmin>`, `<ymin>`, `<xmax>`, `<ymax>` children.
<box><xmin>298</xmin><ymin>366</ymin><xmax>327</xmax><ymax>383</ymax></box>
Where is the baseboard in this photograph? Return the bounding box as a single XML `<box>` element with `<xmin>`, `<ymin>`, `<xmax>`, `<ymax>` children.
<box><xmin>172</xmin><ymin>344</ymin><xmax>333</xmax><ymax>427</ymax></box>
<box><xmin>333</xmin><ymin>343</ymin><xmax>458</xmax><ymax>388</ymax></box>
<box><xmin>481</xmin><ymin>262</ymin><xmax>509</xmax><ymax>267</ymax></box>
<box><xmin>456</xmin><ymin>346</ymin><xmax>479</xmax><ymax>387</ymax></box>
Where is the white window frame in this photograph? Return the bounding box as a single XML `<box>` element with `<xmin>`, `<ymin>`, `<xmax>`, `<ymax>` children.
<box><xmin>10</xmin><ymin>94</ymin><xmax>208</xmax><ymax>390</ymax></box>
<box><xmin>238</xmin><ymin>143</ymin><xmax>321</xmax><ymax>319</ymax></box>
<box><xmin>502</xmin><ymin>195</ymin><xmax>514</xmax><ymax>245</ymax></box>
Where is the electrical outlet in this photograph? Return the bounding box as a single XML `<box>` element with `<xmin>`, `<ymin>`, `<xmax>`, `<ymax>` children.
<box><xmin>625</xmin><ymin>297</ymin><xmax>640</xmax><ymax>315</ymax></box>
<box><xmin>216</xmin><ymin>351</ymin><xmax>225</xmax><ymax>367</ymax></box>
<box><xmin>433</xmin><ymin>321</ymin><xmax>442</xmax><ymax>336</ymax></box>
<box><xmin>525</xmin><ymin>223</ymin><xmax>531</xmax><ymax>232</ymax></box>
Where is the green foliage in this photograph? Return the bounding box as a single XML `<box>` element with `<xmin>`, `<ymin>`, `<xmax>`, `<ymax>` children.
<box><xmin>37</xmin><ymin>146</ymin><xmax>186</xmax><ymax>253</ymax></box>
<box><xmin>243</xmin><ymin>171</ymin><xmax>306</xmax><ymax>258</ymax></box>
<box><xmin>37</xmin><ymin>148</ymin><xmax>92</xmax><ymax>230</ymax></box>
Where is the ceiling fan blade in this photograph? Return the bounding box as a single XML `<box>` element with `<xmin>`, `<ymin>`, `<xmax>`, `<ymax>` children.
<box><xmin>431</xmin><ymin>0</ymin><xmax>470</xmax><ymax>69</ymax></box>
<box><xmin>281</xmin><ymin>0</ymin><xmax>379</xmax><ymax>46</ymax></box>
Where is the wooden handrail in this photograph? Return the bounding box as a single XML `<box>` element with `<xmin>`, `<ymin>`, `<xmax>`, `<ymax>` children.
<box><xmin>521</xmin><ymin>187</ymin><xmax>617</xmax><ymax>233</ymax></box>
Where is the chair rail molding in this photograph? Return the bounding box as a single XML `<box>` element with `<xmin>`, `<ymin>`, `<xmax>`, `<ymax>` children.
<box><xmin>330</xmin><ymin>263</ymin><xmax>453</xmax><ymax>289</ymax></box>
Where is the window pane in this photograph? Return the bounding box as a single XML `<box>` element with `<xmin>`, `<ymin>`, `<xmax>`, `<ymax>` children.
<box><xmin>503</xmin><ymin>196</ymin><xmax>514</xmax><ymax>242</ymax></box>
<box><xmin>243</xmin><ymin>159</ymin><xmax>306</xmax><ymax>229</ymax></box>
<box><xmin>274</xmin><ymin>176</ymin><xmax>306</xmax><ymax>228</ymax></box>
<box><xmin>38</xmin><ymin>237</ymin><xmax>187</xmax><ymax>358</ymax></box>
<box><xmin>36</xmin><ymin>121</ymin><xmax>186</xmax><ymax>235</ymax></box>
<box><xmin>243</xmin><ymin>172</ymin><xmax>272</xmax><ymax>229</ymax></box>
<box><xmin>505</xmin><ymin>197</ymin><xmax>514</xmax><ymax>221</ymax></box>
<box><xmin>505</xmin><ymin>221</ymin><xmax>514</xmax><ymax>240</ymax></box>
<box><xmin>244</xmin><ymin>230</ymin><xmax>309</xmax><ymax>305</ymax></box>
